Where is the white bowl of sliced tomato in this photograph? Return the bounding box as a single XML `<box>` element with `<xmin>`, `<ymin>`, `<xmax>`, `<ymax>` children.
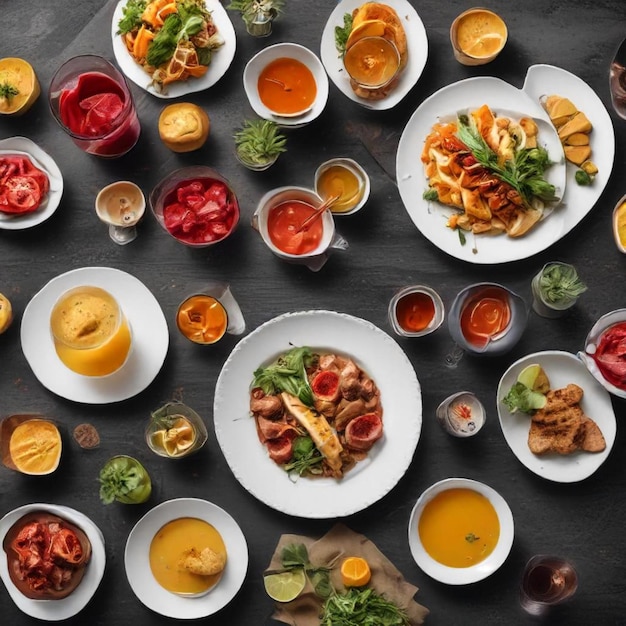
<box><xmin>149</xmin><ymin>166</ymin><xmax>240</xmax><ymax>247</ymax></box>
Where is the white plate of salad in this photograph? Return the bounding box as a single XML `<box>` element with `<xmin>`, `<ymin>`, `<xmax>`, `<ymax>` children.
<box><xmin>214</xmin><ymin>310</ymin><xmax>422</xmax><ymax>519</ymax></box>
<box><xmin>497</xmin><ymin>350</ymin><xmax>616</xmax><ymax>483</ymax></box>
<box><xmin>319</xmin><ymin>0</ymin><xmax>428</xmax><ymax>110</ymax></box>
<box><xmin>111</xmin><ymin>0</ymin><xmax>236</xmax><ymax>98</ymax></box>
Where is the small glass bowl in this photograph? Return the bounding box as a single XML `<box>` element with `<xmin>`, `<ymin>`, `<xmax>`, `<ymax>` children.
<box><xmin>314</xmin><ymin>158</ymin><xmax>370</xmax><ymax>216</ymax></box>
<box><xmin>448</xmin><ymin>282</ymin><xmax>528</xmax><ymax>356</ymax></box>
<box><xmin>343</xmin><ymin>36</ymin><xmax>401</xmax><ymax>90</ymax></box>
<box><xmin>149</xmin><ymin>166</ymin><xmax>239</xmax><ymax>248</ymax></box>
<box><xmin>578</xmin><ymin>308</ymin><xmax>626</xmax><ymax>399</ymax></box>
<box><xmin>388</xmin><ymin>285</ymin><xmax>445</xmax><ymax>338</ymax></box>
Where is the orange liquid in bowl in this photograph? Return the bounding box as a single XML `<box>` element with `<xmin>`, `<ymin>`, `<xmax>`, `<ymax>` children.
<box><xmin>50</xmin><ymin>286</ymin><xmax>131</xmax><ymax>377</ymax></box>
<box><xmin>177</xmin><ymin>295</ymin><xmax>228</xmax><ymax>345</ymax></box>
<box><xmin>267</xmin><ymin>200</ymin><xmax>324</xmax><ymax>255</ymax></box>
<box><xmin>344</xmin><ymin>36</ymin><xmax>400</xmax><ymax>88</ymax></box>
<box><xmin>258</xmin><ymin>57</ymin><xmax>317</xmax><ymax>116</ymax></box>
<box><xmin>460</xmin><ymin>287</ymin><xmax>511</xmax><ymax>348</ymax></box>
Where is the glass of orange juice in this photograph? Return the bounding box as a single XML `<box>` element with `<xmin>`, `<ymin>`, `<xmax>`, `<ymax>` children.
<box><xmin>176</xmin><ymin>281</ymin><xmax>245</xmax><ymax>345</ymax></box>
<box><xmin>50</xmin><ymin>286</ymin><xmax>132</xmax><ymax>376</ymax></box>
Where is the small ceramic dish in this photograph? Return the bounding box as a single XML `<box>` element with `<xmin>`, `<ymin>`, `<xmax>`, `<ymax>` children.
<box><xmin>578</xmin><ymin>308</ymin><xmax>626</xmax><ymax>399</ymax></box>
<box><xmin>388</xmin><ymin>285</ymin><xmax>445</xmax><ymax>338</ymax></box>
<box><xmin>450</xmin><ymin>8</ymin><xmax>507</xmax><ymax>66</ymax></box>
<box><xmin>243</xmin><ymin>43</ymin><xmax>329</xmax><ymax>128</ymax></box>
<box><xmin>448</xmin><ymin>282</ymin><xmax>528</xmax><ymax>356</ymax></box>
<box><xmin>407</xmin><ymin>477</ymin><xmax>514</xmax><ymax>585</ymax></box>
<box><xmin>149</xmin><ymin>166</ymin><xmax>239</xmax><ymax>248</ymax></box>
<box><xmin>612</xmin><ymin>193</ymin><xmax>626</xmax><ymax>253</ymax></box>
<box><xmin>436</xmin><ymin>392</ymin><xmax>485</xmax><ymax>437</ymax></box>
<box><xmin>314</xmin><ymin>158</ymin><xmax>370</xmax><ymax>215</ymax></box>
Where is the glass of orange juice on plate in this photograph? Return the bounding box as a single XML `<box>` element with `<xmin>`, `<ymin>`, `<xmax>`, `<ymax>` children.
<box><xmin>50</xmin><ymin>286</ymin><xmax>132</xmax><ymax>376</ymax></box>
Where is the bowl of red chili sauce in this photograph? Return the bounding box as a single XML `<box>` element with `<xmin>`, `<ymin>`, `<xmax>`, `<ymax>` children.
<box><xmin>149</xmin><ymin>166</ymin><xmax>240</xmax><ymax>248</ymax></box>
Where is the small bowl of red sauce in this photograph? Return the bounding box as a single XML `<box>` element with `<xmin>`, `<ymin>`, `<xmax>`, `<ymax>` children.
<box><xmin>252</xmin><ymin>186</ymin><xmax>343</xmax><ymax>270</ymax></box>
<box><xmin>243</xmin><ymin>43</ymin><xmax>329</xmax><ymax>128</ymax></box>
<box><xmin>149</xmin><ymin>166</ymin><xmax>239</xmax><ymax>248</ymax></box>
<box><xmin>448</xmin><ymin>283</ymin><xmax>528</xmax><ymax>356</ymax></box>
<box><xmin>578</xmin><ymin>309</ymin><xmax>626</xmax><ymax>399</ymax></box>
<box><xmin>388</xmin><ymin>285</ymin><xmax>445</xmax><ymax>338</ymax></box>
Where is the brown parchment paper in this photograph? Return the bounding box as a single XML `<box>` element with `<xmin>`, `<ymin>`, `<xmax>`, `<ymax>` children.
<box><xmin>266</xmin><ymin>523</ymin><xmax>429</xmax><ymax>625</ymax></box>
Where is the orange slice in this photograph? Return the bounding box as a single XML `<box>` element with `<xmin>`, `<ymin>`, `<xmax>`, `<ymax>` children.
<box><xmin>346</xmin><ymin>19</ymin><xmax>386</xmax><ymax>50</ymax></box>
<box><xmin>340</xmin><ymin>556</ymin><xmax>371</xmax><ymax>587</ymax></box>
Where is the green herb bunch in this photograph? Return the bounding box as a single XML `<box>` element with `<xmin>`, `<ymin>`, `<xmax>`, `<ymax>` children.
<box><xmin>539</xmin><ymin>262</ymin><xmax>587</xmax><ymax>304</ymax></box>
<box><xmin>252</xmin><ymin>345</ymin><xmax>312</xmax><ymax>405</ymax></box>
<box><xmin>283</xmin><ymin>435</ymin><xmax>324</xmax><ymax>476</ymax></box>
<box><xmin>234</xmin><ymin>119</ymin><xmax>287</xmax><ymax>166</ymax></box>
<box><xmin>280</xmin><ymin>543</ymin><xmax>333</xmax><ymax>599</ymax></box>
<box><xmin>321</xmin><ymin>587</ymin><xmax>410</xmax><ymax>626</ymax></box>
<box><xmin>456</xmin><ymin>113</ymin><xmax>558</xmax><ymax>207</ymax></box>
<box><xmin>334</xmin><ymin>13</ymin><xmax>354</xmax><ymax>56</ymax></box>
<box><xmin>0</xmin><ymin>82</ymin><xmax>19</xmax><ymax>102</ymax></box>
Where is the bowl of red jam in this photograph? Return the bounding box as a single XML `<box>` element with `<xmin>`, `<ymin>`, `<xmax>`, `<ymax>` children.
<box><xmin>388</xmin><ymin>285</ymin><xmax>445</xmax><ymax>338</ymax></box>
<box><xmin>578</xmin><ymin>309</ymin><xmax>626</xmax><ymax>399</ymax></box>
<box><xmin>252</xmin><ymin>186</ymin><xmax>338</xmax><ymax>267</ymax></box>
<box><xmin>149</xmin><ymin>166</ymin><xmax>239</xmax><ymax>248</ymax></box>
<box><xmin>448</xmin><ymin>283</ymin><xmax>528</xmax><ymax>356</ymax></box>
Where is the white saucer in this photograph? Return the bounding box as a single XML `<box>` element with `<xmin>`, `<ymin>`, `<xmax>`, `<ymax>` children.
<box><xmin>124</xmin><ymin>498</ymin><xmax>248</xmax><ymax>619</ymax></box>
<box><xmin>0</xmin><ymin>503</ymin><xmax>106</xmax><ymax>621</ymax></box>
<box><xmin>20</xmin><ymin>267</ymin><xmax>169</xmax><ymax>403</ymax></box>
<box><xmin>0</xmin><ymin>136</ymin><xmax>64</xmax><ymax>230</ymax></box>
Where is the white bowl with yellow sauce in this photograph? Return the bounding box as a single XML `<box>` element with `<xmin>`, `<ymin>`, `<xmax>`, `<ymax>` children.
<box><xmin>314</xmin><ymin>158</ymin><xmax>370</xmax><ymax>215</ymax></box>
<box><xmin>450</xmin><ymin>8</ymin><xmax>507</xmax><ymax>66</ymax></box>
<box><xmin>408</xmin><ymin>478</ymin><xmax>514</xmax><ymax>584</ymax></box>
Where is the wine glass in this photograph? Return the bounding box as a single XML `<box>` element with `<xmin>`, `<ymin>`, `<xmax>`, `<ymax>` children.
<box><xmin>609</xmin><ymin>36</ymin><xmax>626</xmax><ymax>120</ymax></box>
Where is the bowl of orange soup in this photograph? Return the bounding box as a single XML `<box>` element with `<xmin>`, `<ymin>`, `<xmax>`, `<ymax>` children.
<box><xmin>408</xmin><ymin>478</ymin><xmax>514</xmax><ymax>585</ymax></box>
<box><xmin>243</xmin><ymin>43</ymin><xmax>329</xmax><ymax>128</ymax></box>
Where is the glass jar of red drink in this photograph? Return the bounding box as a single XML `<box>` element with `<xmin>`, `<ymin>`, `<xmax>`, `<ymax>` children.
<box><xmin>48</xmin><ymin>55</ymin><xmax>140</xmax><ymax>158</ymax></box>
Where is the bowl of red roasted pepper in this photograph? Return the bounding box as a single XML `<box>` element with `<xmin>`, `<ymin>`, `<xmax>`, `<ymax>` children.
<box><xmin>149</xmin><ymin>166</ymin><xmax>240</xmax><ymax>247</ymax></box>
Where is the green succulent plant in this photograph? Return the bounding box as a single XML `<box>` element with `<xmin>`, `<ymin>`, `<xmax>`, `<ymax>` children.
<box><xmin>234</xmin><ymin>119</ymin><xmax>287</xmax><ymax>168</ymax></box>
<box><xmin>227</xmin><ymin>0</ymin><xmax>285</xmax><ymax>25</ymax></box>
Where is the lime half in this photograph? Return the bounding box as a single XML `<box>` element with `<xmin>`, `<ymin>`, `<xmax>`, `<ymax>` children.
<box><xmin>263</xmin><ymin>568</ymin><xmax>306</xmax><ymax>602</ymax></box>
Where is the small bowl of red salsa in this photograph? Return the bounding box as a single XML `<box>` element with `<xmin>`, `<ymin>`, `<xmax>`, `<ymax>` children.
<box><xmin>578</xmin><ymin>309</ymin><xmax>626</xmax><ymax>399</ymax></box>
<box><xmin>149</xmin><ymin>166</ymin><xmax>239</xmax><ymax>248</ymax></box>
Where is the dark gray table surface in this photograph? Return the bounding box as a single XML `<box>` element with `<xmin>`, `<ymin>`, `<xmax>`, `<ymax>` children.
<box><xmin>2</xmin><ymin>1</ymin><xmax>626</xmax><ymax>624</ymax></box>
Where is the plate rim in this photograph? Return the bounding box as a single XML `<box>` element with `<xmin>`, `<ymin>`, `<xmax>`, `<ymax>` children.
<box><xmin>0</xmin><ymin>503</ymin><xmax>106</xmax><ymax>621</ymax></box>
<box><xmin>123</xmin><ymin>497</ymin><xmax>248</xmax><ymax>619</ymax></box>
<box><xmin>319</xmin><ymin>0</ymin><xmax>428</xmax><ymax>111</ymax></box>
<box><xmin>0</xmin><ymin>136</ymin><xmax>64</xmax><ymax>230</ymax></box>
<box><xmin>20</xmin><ymin>266</ymin><xmax>169</xmax><ymax>404</ymax></box>
<box><xmin>213</xmin><ymin>309</ymin><xmax>422</xmax><ymax>518</ymax></box>
<box><xmin>110</xmin><ymin>0</ymin><xmax>237</xmax><ymax>99</ymax></box>
<box><xmin>496</xmin><ymin>350</ymin><xmax>617</xmax><ymax>483</ymax></box>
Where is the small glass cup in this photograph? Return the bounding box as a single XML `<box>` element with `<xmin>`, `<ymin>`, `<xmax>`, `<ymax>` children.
<box><xmin>531</xmin><ymin>262</ymin><xmax>586</xmax><ymax>318</ymax></box>
<box><xmin>343</xmin><ymin>36</ymin><xmax>401</xmax><ymax>89</ymax></box>
<box><xmin>50</xmin><ymin>285</ymin><xmax>132</xmax><ymax>377</ymax></box>
<box><xmin>176</xmin><ymin>281</ymin><xmax>245</xmax><ymax>345</ymax></box>
<box><xmin>95</xmin><ymin>181</ymin><xmax>145</xmax><ymax>245</ymax></box>
<box><xmin>609</xmin><ymin>37</ymin><xmax>626</xmax><ymax>120</ymax></box>
<box><xmin>520</xmin><ymin>555</ymin><xmax>578</xmax><ymax>616</ymax></box>
<box><xmin>388</xmin><ymin>285</ymin><xmax>445</xmax><ymax>338</ymax></box>
<box><xmin>436</xmin><ymin>391</ymin><xmax>485</xmax><ymax>437</ymax></box>
<box><xmin>450</xmin><ymin>8</ymin><xmax>507</xmax><ymax>66</ymax></box>
<box><xmin>146</xmin><ymin>401</ymin><xmax>208</xmax><ymax>459</ymax></box>
<box><xmin>48</xmin><ymin>54</ymin><xmax>140</xmax><ymax>157</ymax></box>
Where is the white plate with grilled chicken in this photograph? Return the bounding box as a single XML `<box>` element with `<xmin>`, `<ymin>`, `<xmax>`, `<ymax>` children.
<box><xmin>497</xmin><ymin>351</ymin><xmax>616</xmax><ymax>482</ymax></box>
<box><xmin>214</xmin><ymin>310</ymin><xmax>422</xmax><ymax>518</ymax></box>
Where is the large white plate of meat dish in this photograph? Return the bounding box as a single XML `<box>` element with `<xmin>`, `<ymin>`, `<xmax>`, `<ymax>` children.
<box><xmin>214</xmin><ymin>310</ymin><xmax>422</xmax><ymax>518</ymax></box>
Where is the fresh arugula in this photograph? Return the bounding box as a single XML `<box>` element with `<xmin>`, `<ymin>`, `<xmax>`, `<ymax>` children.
<box><xmin>281</xmin><ymin>543</ymin><xmax>333</xmax><ymax>599</ymax></box>
<box><xmin>456</xmin><ymin>113</ymin><xmax>558</xmax><ymax>207</ymax></box>
<box><xmin>252</xmin><ymin>346</ymin><xmax>314</xmax><ymax>406</ymax></box>
<box><xmin>283</xmin><ymin>436</ymin><xmax>324</xmax><ymax>476</ymax></box>
<box><xmin>320</xmin><ymin>587</ymin><xmax>410</xmax><ymax>626</ymax></box>
<box><xmin>335</xmin><ymin>13</ymin><xmax>353</xmax><ymax>56</ymax></box>
<box><xmin>146</xmin><ymin>7</ymin><xmax>205</xmax><ymax>68</ymax></box>
<box><xmin>117</xmin><ymin>0</ymin><xmax>147</xmax><ymax>35</ymax></box>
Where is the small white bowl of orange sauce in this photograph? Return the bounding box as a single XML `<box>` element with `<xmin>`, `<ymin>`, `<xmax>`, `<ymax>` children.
<box><xmin>450</xmin><ymin>8</ymin><xmax>507</xmax><ymax>66</ymax></box>
<box><xmin>243</xmin><ymin>43</ymin><xmax>329</xmax><ymax>127</ymax></box>
<box><xmin>388</xmin><ymin>285</ymin><xmax>445</xmax><ymax>338</ymax></box>
<box><xmin>408</xmin><ymin>478</ymin><xmax>514</xmax><ymax>585</ymax></box>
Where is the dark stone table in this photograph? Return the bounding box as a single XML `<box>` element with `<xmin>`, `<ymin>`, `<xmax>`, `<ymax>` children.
<box><xmin>1</xmin><ymin>1</ymin><xmax>626</xmax><ymax>624</ymax></box>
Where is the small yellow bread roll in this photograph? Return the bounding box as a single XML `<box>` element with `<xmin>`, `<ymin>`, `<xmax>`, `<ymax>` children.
<box><xmin>158</xmin><ymin>103</ymin><xmax>210</xmax><ymax>152</ymax></box>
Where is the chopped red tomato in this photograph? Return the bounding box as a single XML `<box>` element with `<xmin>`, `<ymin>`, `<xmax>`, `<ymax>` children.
<box><xmin>0</xmin><ymin>155</ymin><xmax>49</xmax><ymax>215</ymax></box>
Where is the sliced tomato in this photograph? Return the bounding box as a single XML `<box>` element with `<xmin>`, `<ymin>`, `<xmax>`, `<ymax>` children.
<box><xmin>344</xmin><ymin>413</ymin><xmax>383</xmax><ymax>451</ymax></box>
<box><xmin>49</xmin><ymin>528</ymin><xmax>84</xmax><ymax>565</ymax></box>
<box><xmin>0</xmin><ymin>176</ymin><xmax>42</xmax><ymax>214</ymax></box>
<box><xmin>266</xmin><ymin>434</ymin><xmax>295</xmax><ymax>464</ymax></box>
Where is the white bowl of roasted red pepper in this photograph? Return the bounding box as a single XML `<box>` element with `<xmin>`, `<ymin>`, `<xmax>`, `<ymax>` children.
<box><xmin>149</xmin><ymin>166</ymin><xmax>240</xmax><ymax>248</ymax></box>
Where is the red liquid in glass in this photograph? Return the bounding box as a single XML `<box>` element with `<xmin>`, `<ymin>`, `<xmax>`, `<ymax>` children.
<box><xmin>395</xmin><ymin>291</ymin><xmax>435</xmax><ymax>333</ymax></box>
<box><xmin>59</xmin><ymin>72</ymin><xmax>139</xmax><ymax>157</ymax></box>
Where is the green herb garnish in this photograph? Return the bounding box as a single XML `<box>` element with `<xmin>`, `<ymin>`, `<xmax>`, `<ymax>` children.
<box><xmin>117</xmin><ymin>0</ymin><xmax>147</xmax><ymax>34</ymax></box>
<box><xmin>321</xmin><ymin>587</ymin><xmax>410</xmax><ymax>626</ymax></box>
<box><xmin>252</xmin><ymin>346</ymin><xmax>313</xmax><ymax>406</ymax></box>
<box><xmin>281</xmin><ymin>543</ymin><xmax>333</xmax><ymax>599</ymax></box>
<box><xmin>0</xmin><ymin>82</ymin><xmax>19</xmax><ymax>102</ymax></box>
<box><xmin>503</xmin><ymin>381</ymin><xmax>547</xmax><ymax>414</ymax></box>
<box><xmin>456</xmin><ymin>113</ymin><xmax>558</xmax><ymax>207</ymax></box>
<box><xmin>465</xmin><ymin>533</ymin><xmax>480</xmax><ymax>543</ymax></box>
<box><xmin>575</xmin><ymin>169</ymin><xmax>593</xmax><ymax>186</ymax></box>
<box><xmin>457</xmin><ymin>228</ymin><xmax>467</xmax><ymax>245</ymax></box>
<box><xmin>335</xmin><ymin>12</ymin><xmax>353</xmax><ymax>56</ymax></box>
<box><xmin>284</xmin><ymin>436</ymin><xmax>324</xmax><ymax>476</ymax></box>
<box><xmin>422</xmin><ymin>188</ymin><xmax>438</xmax><ymax>201</ymax></box>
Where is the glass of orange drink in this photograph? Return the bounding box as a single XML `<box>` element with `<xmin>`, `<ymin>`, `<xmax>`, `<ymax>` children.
<box><xmin>50</xmin><ymin>286</ymin><xmax>132</xmax><ymax>377</ymax></box>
